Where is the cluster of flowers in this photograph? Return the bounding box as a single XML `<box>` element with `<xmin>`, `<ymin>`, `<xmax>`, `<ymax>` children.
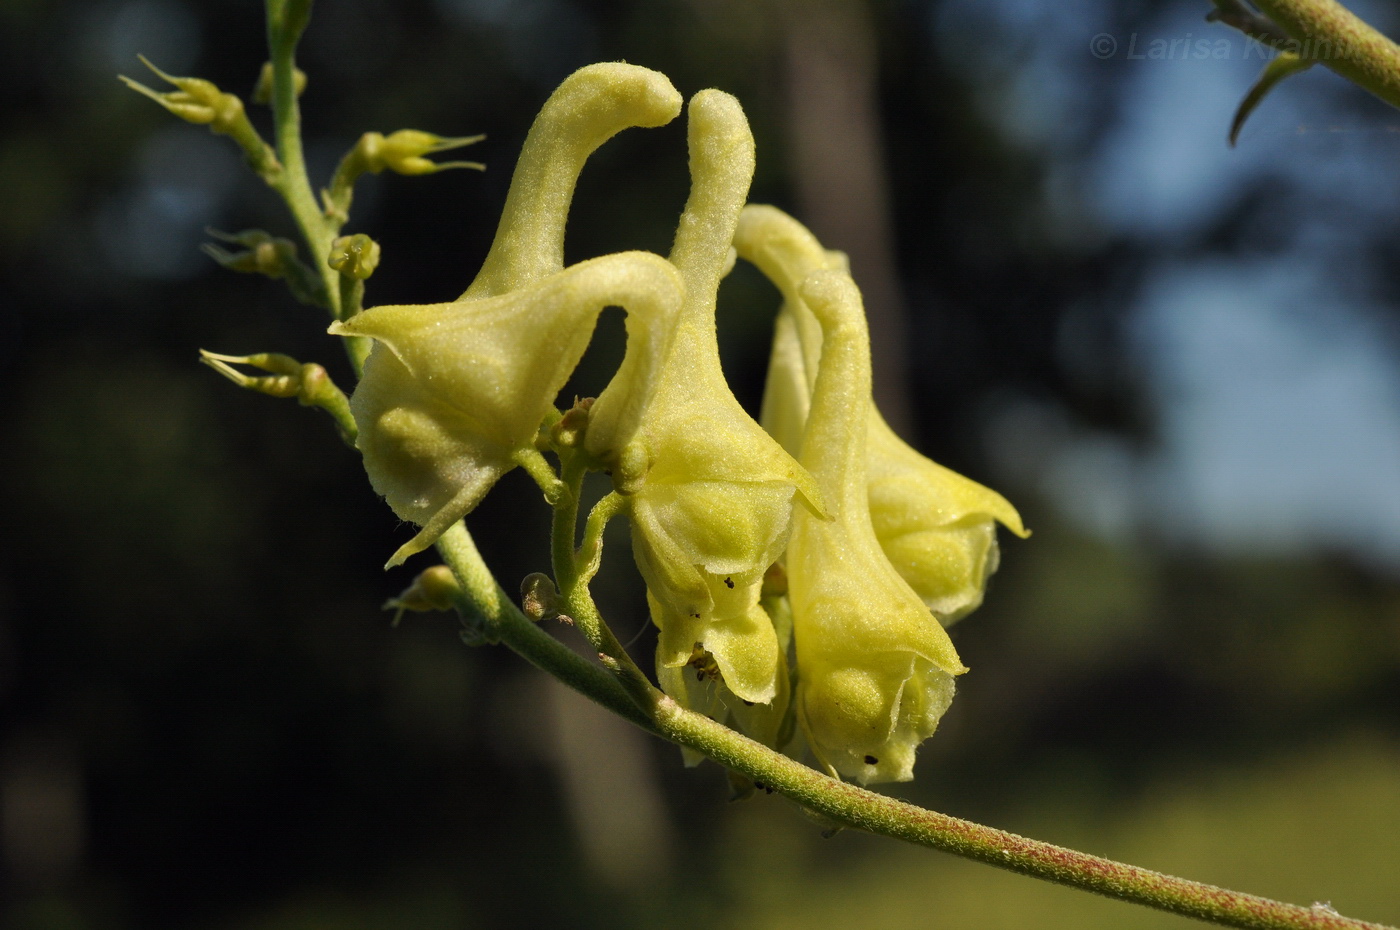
<box><xmin>332</xmin><ymin>63</ymin><xmax>1025</xmax><ymax>785</ymax></box>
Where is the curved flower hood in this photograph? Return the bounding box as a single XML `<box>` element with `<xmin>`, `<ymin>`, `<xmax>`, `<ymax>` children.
<box><xmin>735</xmin><ymin>204</ymin><xmax>1026</xmax><ymax>623</ymax></box>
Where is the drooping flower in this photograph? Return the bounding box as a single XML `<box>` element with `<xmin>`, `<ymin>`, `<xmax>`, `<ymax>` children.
<box><xmin>330</xmin><ymin>63</ymin><xmax>686</xmax><ymax>566</ymax></box>
<box><xmin>785</xmin><ymin>270</ymin><xmax>966</xmax><ymax>784</ymax></box>
<box><xmin>735</xmin><ymin>204</ymin><xmax>1026</xmax><ymax>624</ymax></box>
<box><xmin>584</xmin><ymin>90</ymin><xmax>823</xmax><ymax>725</ymax></box>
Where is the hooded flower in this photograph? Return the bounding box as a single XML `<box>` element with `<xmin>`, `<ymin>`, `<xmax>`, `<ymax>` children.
<box><xmin>584</xmin><ymin>90</ymin><xmax>822</xmax><ymax>723</ymax></box>
<box><xmin>785</xmin><ymin>270</ymin><xmax>965</xmax><ymax>784</ymax></box>
<box><xmin>331</xmin><ymin>63</ymin><xmax>686</xmax><ymax>566</ymax></box>
<box><xmin>735</xmin><ymin>204</ymin><xmax>1026</xmax><ymax>623</ymax></box>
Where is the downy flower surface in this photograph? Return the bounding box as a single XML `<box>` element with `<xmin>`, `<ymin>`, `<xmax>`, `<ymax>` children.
<box><xmin>735</xmin><ymin>205</ymin><xmax>1027</xmax><ymax>623</ymax></box>
<box><xmin>584</xmin><ymin>90</ymin><xmax>822</xmax><ymax>724</ymax></box>
<box><xmin>786</xmin><ymin>270</ymin><xmax>966</xmax><ymax>785</ymax></box>
<box><xmin>331</xmin><ymin>63</ymin><xmax>686</xmax><ymax>566</ymax></box>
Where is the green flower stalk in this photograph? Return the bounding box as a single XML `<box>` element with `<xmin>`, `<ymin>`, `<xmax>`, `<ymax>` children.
<box><xmin>585</xmin><ymin>90</ymin><xmax>823</xmax><ymax>727</ymax></box>
<box><xmin>736</xmin><ymin>205</ymin><xmax>1027</xmax><ymax>624</ymax></box>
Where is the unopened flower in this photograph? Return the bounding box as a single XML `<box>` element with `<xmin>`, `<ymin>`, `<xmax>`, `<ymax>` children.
<box><xmin>120</xmin><ymin>56</ymin><xmax>278</xmax><ymax>179</ymax></box>
<box><xmin>328</xmin><ymin>233</ymin><xmax>381</xmax><ymax>281</ymax></box>
<box><xmin>735</xmin><ymin>205</ymin><xmax>1026</xmax><ymax>624</ymax></box>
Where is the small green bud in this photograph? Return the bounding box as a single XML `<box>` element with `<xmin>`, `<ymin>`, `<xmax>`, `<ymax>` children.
<box><xmin>199</xmin><ymin>350</ymin><xmax>356</xmax><ymax>445</ymax></box>
<box><xmin>120</xmin><ymin>57</ymin><xmax>280</xmax><ymax>180</ymax></box>
<box><xmin>520</xmin><ymin>572</ymin><xmax>563</xmax><ymax>622</ymax></box>
<box><xmin>549</xmin><ymin>396</ymin><xmax>593</xmax><ymax>450</ymax></box>
<box><xmin>384</xmin><ymin>564</ymin><xmax>462</xmax><ymax>626</ymax></box>
<box><xmin>121</xmin><ymin>57</ymin><xmax>239</xmax><ymax>127</ymax></box>
<box><xmin>328</xmin><ymin>233</ymin><xmax>381</xmax><ymax>280</ymax></box>
<box><xmin>366</xmin><ymin>130</ymin><xmax>486</xmax><ymax>177</ymax></box>
<box><xmin>202</xmin><ymin>228</ymin><xmax>328</xmax><ymax>308</ymax></box>
<box><xmin>202</xmin><ymin>228</ymin><xmax>296</xmax><ymax>276</ymax></box>
<box><xmin>252</xmin><ymin>61</ymin><xmax>307</xmax><ymax>104</ymax></box>
<box><xmin>323</xmin><ymin>130</ymin><xmax>484</xmax><ymax>225</ymax></box>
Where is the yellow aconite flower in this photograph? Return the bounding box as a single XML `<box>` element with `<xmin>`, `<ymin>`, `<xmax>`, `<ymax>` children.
<box><xmin>331</xmin><ymin>63</ymin><xmax>685</xmax><ymax>566</ymax></box>
<box><xmin>787</xmin><ymin>270</ymin><xmax>965</xmax><ymax>785</ymax></box>
<box><xmin>585</xmin><ymin>91</ymin><xmax>822</xmax><ymax>716</ymax></box>
<box><xmin>735</xmin><ymin>205</ymin><xmax>1027</xmax><ymax>623</ymax></box>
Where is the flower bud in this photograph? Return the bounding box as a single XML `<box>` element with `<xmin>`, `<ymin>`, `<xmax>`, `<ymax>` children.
<box><xmin>337</xmin><ymin>130</ymin><xmax>486</xmax><ymax>182</ymax></box>
<box><xmin>252</xmin><ymin>61</ymin><xmax>307</xmax><ymax>104</ymax></box>
<box><xmin>520</xmin><ymin>572</ymin><xmax>564</xmax><ymax>622</ymax></box>
<box><xmin>787</xmin><ymin>270</ymin><xmax>966</xmax><ymax>785</ymax></box>
<box><xmin>202</xmin><ymin>228</ymin><xmax>328</xmax><ymax>308</ymax></box>
<box><xmin>323</xmin><ymin>132</ymin><xmax>485</xmax><ymax>223</ymax></box>
<box><xmin>372</xmin><ymin>130</ymin><xmax>486</xmax><ymax>176</ymax></box>
<box><xmin>121</xmin><ymin>57</ymin><xmax>279</xmax><ymax>180</ymax></box>
<box><xmin>202</xmin><ymin>228</ymin><xmax>297</xmax><ymax>276</ymax></box>
<box><xmin>384</xmin><ymin>564</ymin><xmax>461</xmax><ymax>626</ymax></box>
<box><xmin>199</xmin><ymin>350</ymin><xmax>356</xmax><ymax>445</ymax></box>
<box><xmin>735</xmin><ymin>204</ymin><xmax>1025</xmax><ymax>624</ymax></box>
<box><xmin>328</xmin><ymin>233</ymin><xmax>381</xmax><ymax>280</ymax></box>
<box><xmin>585</xmin><ymin>91</ymin><xmax>823</xmax><ymax>720</ymax></box>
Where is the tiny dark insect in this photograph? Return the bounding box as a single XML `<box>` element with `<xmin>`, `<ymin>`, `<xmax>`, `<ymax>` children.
<box><xmin>723</xmin><ymin>577</ymin><xmax>734</xmax><ymax>588</ymax></box>
<box><xmin>864</xmin><ymin>755</ymin><xmax>878</xmax><ymax>765</ymax></box>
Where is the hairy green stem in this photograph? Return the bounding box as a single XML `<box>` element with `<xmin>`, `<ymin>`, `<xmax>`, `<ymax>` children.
<box><xmin>577</xmin><ymin>491</ymin><xmax>625</xmax><ymax>586</ymax></box>
<box><xmin>264</xmin><ymin>0</ymin><xmax>363</xmax><ymax>372</ymax></box>
<box><xmin>1235</xmin><ymin>0</ymin><xmax>1400</xmax><ymax>109</ymax></box>
<box><xmin>435</xmin><ymin>522</ymin><xmax>656</xmax><ymax>733</ymax></box>
<box><xmin>544</xmin><ymin>462</ymin><xmax>653</xmax><ymax>705</ymax></box>
<box><xmin>548</xmin><ymin>455</ymin><xmax>588</xmax><ymax>591</ymax></box>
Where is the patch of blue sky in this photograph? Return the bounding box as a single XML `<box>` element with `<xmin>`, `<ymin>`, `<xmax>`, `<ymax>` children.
<box><xmin>1131</xmin><ymin>260</ymin><xmax>1400</xmax><ymax>567</ymax></box>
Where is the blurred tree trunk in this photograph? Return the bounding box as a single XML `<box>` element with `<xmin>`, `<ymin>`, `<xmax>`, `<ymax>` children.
<box><xmin>780</xmin><ymin>0</ymin><xmax>914</xmax><ymax>434</ymax></box>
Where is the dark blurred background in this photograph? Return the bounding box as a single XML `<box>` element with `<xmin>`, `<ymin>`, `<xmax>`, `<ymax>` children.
<box><xmin>2</xmin><ymin>0</ymin><xmax>1399</xmax><ymax>927</ymax></box>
